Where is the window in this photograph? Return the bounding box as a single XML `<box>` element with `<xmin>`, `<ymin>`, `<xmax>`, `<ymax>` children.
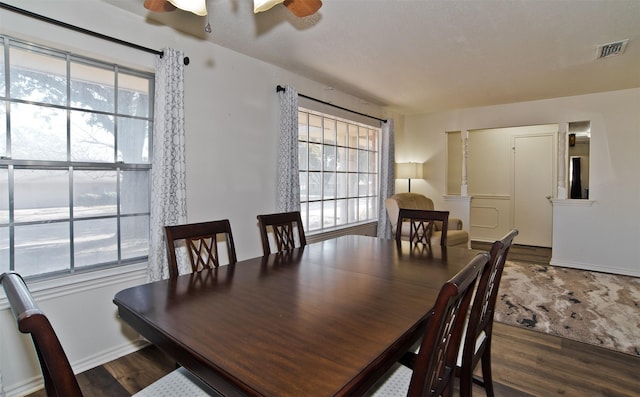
<box><xmin>0</xmin><ymin>35</ymin><xmax>154</xmax><ymax>278</ymax></box>
<box><xmin>298</xmin><ymin>108</ymin><xmax>380</xmax><ymax>232</ymax></box>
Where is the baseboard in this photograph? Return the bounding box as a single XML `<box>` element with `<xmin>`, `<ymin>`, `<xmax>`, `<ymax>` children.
<box><xmin>550</xmin><ymin>258</ymin><xmax>640</xmax><ymax>277</ymax></box>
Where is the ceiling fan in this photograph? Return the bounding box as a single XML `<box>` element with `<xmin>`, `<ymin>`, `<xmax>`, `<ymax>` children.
<box><xmin>143</xmin><ymin>0</ymin><xmax>322</xmax><ymax>17</ymax></box>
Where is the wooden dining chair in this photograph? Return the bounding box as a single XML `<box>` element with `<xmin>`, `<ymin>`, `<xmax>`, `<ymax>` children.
<box><xmin>256</xmin><ymin>211</ymin><xmax>307</xmax><ymax>256</ymax></box>
<box><xmin>0</xmin><ymin>272</ymin><xmax>221</xmax><ymax>397</ymax></box>
<box><xmin>396</xmin><ymin>208</ymin><xmax>450</xmax><ymax>248</ymax></box>
<box><xmin>367</xmin><ymin>252</ymin><xmax>490</xmax><ymax>397</ymax></box>
<box><xmin>457</xmin><ymin>229</ymin><xmax>519</xmax><ymax>397</ymax></box>
<box><xmin>164</xmin><ymin>219</ymin><xmax>238</xmax><ymax>278</ymax></box>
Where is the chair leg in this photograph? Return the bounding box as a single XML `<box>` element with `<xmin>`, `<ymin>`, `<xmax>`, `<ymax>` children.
<box><xmin>459</xmin><ymin>364</ymin><xmax>472</xmax><ymax>397</ymax></box>
<box><xmin>480</xmin><ymin>349</ymin><xmax>495</xmax><ymax>397</ymax></box>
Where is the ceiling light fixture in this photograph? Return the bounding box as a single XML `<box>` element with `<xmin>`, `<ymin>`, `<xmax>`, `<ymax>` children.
<box><xmin>253</xmin><ymin>0</ymin><xmax>322</xmax><ymax>17</ymax></box>
<box><xmin>144</xmin><ymin>0</ymin><xmax>207</xmax><ymax>16</ymax></box>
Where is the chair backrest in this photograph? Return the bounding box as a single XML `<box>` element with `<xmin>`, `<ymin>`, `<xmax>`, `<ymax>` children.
<box><xmin>408</xmin><ymin>252</ymin><xmax>489</xmax><ymax>397</ymax></box>
<box><xmin>460</xmin><ymin>229</ymin><xmax>519</xmax><ymax>372</ymax></box>
<box><xmin>0</xmin><ymin>272</ymin><xmax>84</xmax><ymax>397</ymax></box>
<box><xmin>257</xmin><ymin>211</ymin><xmax>307</xmax><ymax>256</ymax></box>
<box><xmin>384</xmin><ymin>193</ymin><xmax>435</xmax><ymax>233</ymax></box>
<box><xmin>164</xmin><ymin>219</ymin><xmax>238</xmax><ymax>278</ymax></box>
<box><xmin>396</xmin><ymin>208</ymin><xmax>450</xmax><ymax>248</ymax></box>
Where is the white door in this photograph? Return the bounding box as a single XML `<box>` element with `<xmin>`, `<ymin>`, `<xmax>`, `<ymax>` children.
<box><xmin>513</xmin><ymin>134</ymin><xmax>554</xmax><ymax>247</ymax></box>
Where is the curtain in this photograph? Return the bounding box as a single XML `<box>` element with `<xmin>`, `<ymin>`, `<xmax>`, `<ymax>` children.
<box><xmin>377</xmin><ymin>119</ymin><xmax>395</xmax><ymax>239</ymax></box>
<box><xmin>276</xmin><ymin>85</ymin><xmax>301</xmax><ymax>212</ymax></box>
<box><xmin>148</xmin><ymin>48</ymin><xmax>188</xmax><ymax>281</ymax></box>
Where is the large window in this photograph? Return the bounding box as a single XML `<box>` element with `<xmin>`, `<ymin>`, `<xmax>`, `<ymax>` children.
<box><xmin>0</xmin><ymin>36</ymin><xmax>154</xmax><ymax>278</ymax></box>
<box><xmin>298</xmin><ymin>108</ymin><xmax>380</xmax><ymax>232</ymax></box>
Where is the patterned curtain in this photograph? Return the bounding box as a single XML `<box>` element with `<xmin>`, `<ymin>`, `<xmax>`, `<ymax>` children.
<box><xmin>276</xmin><ymin>85</ymin><xmax>301</xmax><ymax>212</ymax></box>
<box><xmin>148</xmin><ymin>48</ymin><xmax>188</xmax><ymax>281</ymax></box>
<box><xmin>377</xmin><ymin>119</ymin><xmax>395</xmax><ymax>239</ymax></box>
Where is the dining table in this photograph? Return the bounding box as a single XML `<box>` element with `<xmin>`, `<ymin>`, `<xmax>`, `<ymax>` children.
<box><xmin>113</xmin><ymin>235</ymin><xmax>481</xmax><ymax>397</ymax></box>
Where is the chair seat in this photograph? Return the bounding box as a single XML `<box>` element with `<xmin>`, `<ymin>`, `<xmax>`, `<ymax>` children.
<box><xmin>366</xmin><ymin>363</ymin><xmax>412</xmax><ymax>397</ymax></box>
<box><xmin>133</xmin><ymin>367</ymin><xmax>222</xmax><ymax>397</ymax></box>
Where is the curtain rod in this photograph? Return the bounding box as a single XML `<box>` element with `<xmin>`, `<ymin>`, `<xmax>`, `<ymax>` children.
<box><xmin>276</xmin><ymin>85</ymin><xmax>387</xmax><ymax>123</ymax></box>
<box><xmin>0</xmin><ymin>2</ymin><xmax>190</xmax><ymax>65</ymax></box>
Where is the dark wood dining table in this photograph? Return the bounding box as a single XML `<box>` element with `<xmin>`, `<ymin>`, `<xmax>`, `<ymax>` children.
<box><xmin>113</xmin><ymin>235</ymin><xmax>480</xmax><ymax>397</ymax></box>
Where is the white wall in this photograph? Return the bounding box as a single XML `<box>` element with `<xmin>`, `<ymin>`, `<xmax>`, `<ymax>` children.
<box><xmin>0</xmin><ymin>2</ymin><xmax>392</xmax><ymax>395</ymax></box>
<box><xmin>401</xmin><ymin>88</ymin><xmax>640</xmax><ymax>277</ymax></box>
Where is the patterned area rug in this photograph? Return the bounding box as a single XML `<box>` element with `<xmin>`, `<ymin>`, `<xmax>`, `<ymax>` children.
<box><xmin>495</xmin><ymin>261</ymin><xmax>640</xmax><ymax>356</ymax></box>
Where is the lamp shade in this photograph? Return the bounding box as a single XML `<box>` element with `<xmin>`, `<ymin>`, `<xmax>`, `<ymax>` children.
<box><xmin>167</xmin><ymin>0</ymin><xmax>207</xmax><ymax>15</ymax></box>
<box><xmin>396</xmin><ymin>162</ymin><xmax>423</xmax><ymax>180</ymax></box>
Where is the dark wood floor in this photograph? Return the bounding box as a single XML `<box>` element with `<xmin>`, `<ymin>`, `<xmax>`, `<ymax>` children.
<box><xmin>25</xmin><ymin>243</ymin><xmax>639</xmax><ymax>397</ymax></box>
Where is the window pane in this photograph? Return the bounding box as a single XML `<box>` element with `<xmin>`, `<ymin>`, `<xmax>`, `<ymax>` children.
<box><xmin>324</xmin><ymin>118</ymin><xmax>336</xmax><ymax>145</ymax></box>
<box><xmin>308</xmin><ymin>201</ymin><xmax>321</xmax><ymax>231</ymax></box>
<box><xmin>348</xmin><ymin>148</ymin><xmax>357</xmax><ymax>172</ymax></box>
<box><xmin>336</xmin><ymin>147</ymin><xmax>347</xmax><ymax>172</ymax></box>
<box><xmin>121</xmin><ymin>215</ymin><xmax>149</xmax><ymax>260</ymax></box>
<box><xmin>336</xmin><ymin>199</ymin><xmax>348</xmax><ymax>226</ymax></box>
<box><xmin>71</xmin><ymin>110</ymin><xmax>115</xmax><ymax>162</ymax></box>
<box><xmin>298</xmin><ymin>141</ymin><xmax>308</xmax><ymax>171</ymax></box>
<box><xmin>323</xmin><ymin>172</ymin><xmax>335</xmax><ymax>199</ymax></box>
<box><xmin>368</xmin><ymin>128</ymin><xmax>378</xmax><ymax>151</ymax></box>
<box><xmin>14</xmin><ymin>169</ymin><xmax>69</xmax><ymax>222</ymax></box>
<box><xmin>299</xmin><ymin>171</ymin><xmax>308</xmax><ymax>202</ymax></box>
<box><xmin>298</xmin><ymin>111</ymin><xmax>308</xmax><ymax>142</ymax></box>
<box><xmin>348</xmin><ymin>173</ymin><xmax>358</xmax><ymax>197</ymax></box>
<box><xmin>348</xmin><ymin>124</ymin><xmax>358</xmax><ymax>148</ymax></box>
<box><xmin>74</xmin><ymin>218</ymin><xmax>117</xmax><ymax>267</ymax></box>
<box><xmin>0</xmin><ymin>226</ymin><xmax>8</xmax><ymax>273</ymax></box>
<box><xmin>74</xmin><ymin>170</ymin><xmax>117</xmax><ymax>218</ymax></box>
<box><xmin>308</xmin><ymin>143</ymin><xmax>322</xmax><ymax>171</ymax></box>
<box><xmin>359</xmin><ymin>174</ymin><xmax>368</xmax><ymax>197</ymax></box>
<box><xmin>0</xmin><ymin>169</ymin><xmax>7</xmax><ymax>223</ymax></box>
<box><xmin>369</xmin><ymin>174</ymin><xmax>378</xmax><ymax>196</ymax></box>
<box><xmin>309</xmin><ymin>172</ymin><xmax>321</xmax><ymax>201</ymax></box>
<box><xmin>358</xmin><ymin>150</ymin><xmax>368</xmax><ymax>172</ymax></box>
<box><xmin>14</xmin><ymin>222</ymin><xmax>70</xmax><ymax>277</ymax></box>
<box><xmin>323</xmin><ymin>145</ymin><xmax>335</xmax><ymax>171</ymax></box>
<box><xmin>337</xmin><ymin>121</ymin><xmax>347</xmax><ymax>146</ymax></box>
<box><xmin>118</xmin><ymin>117</ymin><xmax>149</xmax><ymax>163</ymax></box>
<box><xmin>0</xmin><ymin>101</ymin><xmax>6</xmax><ymax>157</ymax></box>
<box><xmin>369</xmin><ymin>197</ymin><xmax>378</xmax><ymax>219</ymax></box>
<box><xmin>358</xmin><ymin>198</ymin><xmax>368</xmax><ymax>220</ymax></box>
<box><xmin>71</xmin><ymin>61</ymin><xmax>114</xmax><ymax>113</ymax></box>
<box><xmin>348</xmin><ymin>198</ymin><xmax>358</xmax><ymax>223</ymax></box>
<box><xmin>118</xmin><ymin>72</ymin><xmax>151</xmax><ymax>117</ymax></box>
<box><xmin>121</xmin><ymin>171</ymin><xmax>149</xmax><ymax>215</ymax></box>
<box><xmin>369</xmin><ymin>149</ymin><xmax>378</xmax><ymax>173</ymax></box>
<box><xmin>358</xmin><ymin>126</ymin><xmax>368</xmax><ymax>149</ymax></box>
<box><xmin>10</xmin><ymin>46</ymin><xmax>66</xmax><ymax>106</ymax></box>
<box><xmin>323</xmin><ymin>201</ymin><xmax>335</xmax><ymax>228</ymax></box>
<box><xmin>309</xmin><ymin>115</ymin><xmax>322</xmax><ymax>143</ymax></box>
<box><xmin>336</xmin><ymin>173</ymin><xmax>347</xmax><ymax>198</ymax></box>
<box><xmin>11</xmin><ymin>103</ymin><xmax>67</xmax><ymax>161</ymax></box>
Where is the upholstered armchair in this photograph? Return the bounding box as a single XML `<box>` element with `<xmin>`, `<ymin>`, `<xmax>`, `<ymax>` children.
<box><xmin>385</xmin><ymin>192</ymin><xmax>470</xmax><ymax>247</ymax></box>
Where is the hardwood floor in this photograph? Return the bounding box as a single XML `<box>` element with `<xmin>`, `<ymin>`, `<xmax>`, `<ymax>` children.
<box><xmin>24</xmin><ymin>243</ymin><xmax>640</xmax><ymax>397</ymax></box>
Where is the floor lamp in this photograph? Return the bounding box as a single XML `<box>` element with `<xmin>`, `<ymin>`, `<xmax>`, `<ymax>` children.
<box><xmin>396</xmin><ymin>162</ymin><xmax>423</xmax><ymax>192</ymax></box>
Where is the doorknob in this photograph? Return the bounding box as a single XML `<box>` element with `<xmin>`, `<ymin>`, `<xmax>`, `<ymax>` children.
<box><xmin>546</xmin><ymin>195</ymin><xmax>552</xmax><ymax>201</ymax></box>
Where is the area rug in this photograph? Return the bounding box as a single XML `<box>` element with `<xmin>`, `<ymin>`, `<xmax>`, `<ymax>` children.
<box><xmin>494</xmin><ymin>261</ymin><xmax>640</xmax><ymax>356</ymax></box>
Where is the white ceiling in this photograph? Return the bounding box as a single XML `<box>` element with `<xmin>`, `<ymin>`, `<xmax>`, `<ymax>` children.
<box><xmin>107</xmin><ymin>0</ymin><xmax>640</xmax><ymax>114</ymax></box>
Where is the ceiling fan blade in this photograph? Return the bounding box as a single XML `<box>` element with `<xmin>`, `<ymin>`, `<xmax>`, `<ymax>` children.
<box><xmin>144</xmin><ymin>0</ymin><xmax>177</xmax><ymax>12</ymax></box>
<box><xmin>283</xmin><ymin>0</ymin><xmax>322</xmax><ymax>17</ymax></box>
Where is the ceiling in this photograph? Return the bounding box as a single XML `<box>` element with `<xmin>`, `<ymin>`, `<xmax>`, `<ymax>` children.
<box><xmin>106</xmin><ymin>0</ymin><xmax>640</xmax><ymax>115</ymax></box>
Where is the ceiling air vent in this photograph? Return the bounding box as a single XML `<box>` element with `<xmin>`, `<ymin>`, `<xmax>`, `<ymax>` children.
<box><xmin>596</xmin><ymin>39</ymin><xmax>629</xmax><ymax>59</ymax></box>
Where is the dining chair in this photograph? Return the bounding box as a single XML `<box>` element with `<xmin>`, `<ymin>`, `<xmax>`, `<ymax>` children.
<box><xmin>457</xmin><ymin>229</ymin><xmax>519</xmax><ymax>397</ymax></box>
<box><xmin>396</xmin><ymin>208</ymin><xmax>450</xmax><ymax>248</ymax></box>
<box><xmin>164</xmin><ymin>219</ymin><xmax>237</xmax><ymax>278</ymax></box>
<box><xmin>367</xmin><ymin>252</ymin><xmax>490</xmax><ymax>397</ymax></box>
<box><xmin>0</xmin><ymin>271</ymin><xmax>221</xmax><ymax>397</ymax></box>
<box><xmin>256</xmin><ymin>211</ymin><xmax>307</xmax><ymax>256</ymax></box>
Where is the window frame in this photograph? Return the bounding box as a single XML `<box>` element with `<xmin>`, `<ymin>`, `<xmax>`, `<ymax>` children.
<box><xmin>0</xmin><ymin>35</ymin><xmax>154</xmax><ymax>280</ymax></box>
<box><xmin>297</xmin><ymin>107</ymin><xmax>381</xmax><ymax>234</ymax></box>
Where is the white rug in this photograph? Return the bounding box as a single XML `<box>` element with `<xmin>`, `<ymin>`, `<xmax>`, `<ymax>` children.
<box><xmin>494</xmin><ymin>261</ymin><xmax>640</xmax><ymax>356</ymax></box>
